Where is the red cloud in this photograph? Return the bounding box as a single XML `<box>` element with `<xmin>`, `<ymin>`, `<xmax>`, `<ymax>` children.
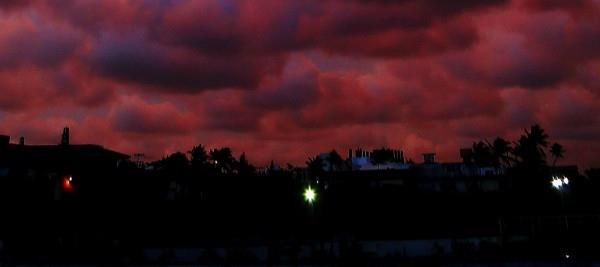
<box><xmin>0</xmin><ymin>0</ymin><xmax>600</xmax><ymax>168</ymax></box>
<box><xmin>0</xmin><ymin>0</ymin><xmax>34</xmax><ymax>11</ymax></box>
<box><xmin>111</xmin><ymin>96</ymin><xmax>199</xmax><ymax>135</ymax></box>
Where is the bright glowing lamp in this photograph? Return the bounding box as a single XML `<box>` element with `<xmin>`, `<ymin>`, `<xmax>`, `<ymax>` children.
<box><xmin>551</xmin><ymin>178</ymin><xmax>563</xmax><ymax>189</ymax></box>
<box><xmin>551</xmin><ymin>176</ymin><xmax>570</xmax><ymax>190</ymax></box>
<box><xmin>63</xmin><ymin>176</ymin><xmax>74</xmax><ymax>192</ymax></box>
<box><xmin>304</xmin><ymin>186</ymin><xmax>316</xmax><ymax>204</ymax></box>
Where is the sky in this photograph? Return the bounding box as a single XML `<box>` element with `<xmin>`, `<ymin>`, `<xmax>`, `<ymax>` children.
<box><xmin>0</xmin><ymin>0</ymin><xmax>599</xmax><ymax>168</ymax></box>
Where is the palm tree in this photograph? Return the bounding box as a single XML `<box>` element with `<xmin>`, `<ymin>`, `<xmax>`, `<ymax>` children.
<box><xmin>527</xmin><ymin>124</ymin><xmax>549</xmax><ymax>147</ymax></box>
<box><xmin>513</xmin><ymin>124</ymin><xmax>550</xmax><ymax>168</ymax></box>
<box><xmin>490</xmin><ymin>137</ymin><xmax>512</xmax><ymax>167</ymax></box>
<box><xmin>550</xmin><ymin>143</ymin><xmax>565</xmax><ymax>167</ymax></box>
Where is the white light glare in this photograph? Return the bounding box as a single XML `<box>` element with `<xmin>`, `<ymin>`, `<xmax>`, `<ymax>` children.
<box><xmin>551</xmin><ymin>176</ymin><xmax>570</xmax><ymax>189</ymax></box>
<box><xmin>551</xmin><ymin>178</ymin><xmax>563</xmax><ymax>189</ymax></box>
<box><xmin>304</xmin><ymin>186</ymin><xmax>316</xmax><ymax>204</ymax></box>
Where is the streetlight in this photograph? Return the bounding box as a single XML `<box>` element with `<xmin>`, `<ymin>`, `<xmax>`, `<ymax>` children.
<box><xmin>551</xmin><ymin>176</ymin><xmax>569</xmax><ymax>190</ymax></box>
<box><xmin>304</xmin><ymin>186</ymin><xmax>316</xmax><ymax>204</ymax></box>
<box><xmin>551</xmin><ymin>175</ymin><xmax>570</xmax><ymax>232</ymax></box>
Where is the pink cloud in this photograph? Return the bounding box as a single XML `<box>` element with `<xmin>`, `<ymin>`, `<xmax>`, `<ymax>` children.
<box><xmin>0</xmin><ymin>0</ymin><xmax>599</xmax><ymax>169</ymax></box>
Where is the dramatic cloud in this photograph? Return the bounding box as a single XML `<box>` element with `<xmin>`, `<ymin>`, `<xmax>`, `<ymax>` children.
<box><xmin>0</xmin><ymin>15</ymin><xmax>79</xmax><ymax>69</ymax></box>
<box><xmin>111</xmin><ymin>96</ymin><xmax>199</xmax><ymax>135</ymax></box>
<box><xmin>1</xmin><ymin>0</ymin><xmax>600</xmax><ymax>168</ymax></box>
<box><xmin>0</xmin><ymin>0</ymin><xmax>34</xmax><ymax>11</ymax></box>
<box><xmin>88</xmin><ymin>33</ymin><xmax>284</xmax><ymax>91</ymax></box>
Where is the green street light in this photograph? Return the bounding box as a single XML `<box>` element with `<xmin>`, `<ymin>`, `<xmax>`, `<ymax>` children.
<box><xmin>304</xmin><ymin>186</ymin><xmax>316</xmax><ymax>204</ymax></box>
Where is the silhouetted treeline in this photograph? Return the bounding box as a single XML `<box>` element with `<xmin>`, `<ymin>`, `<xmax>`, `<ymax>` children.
<box><xmin>2</xmin><ymin>125</ymin><xmax>600</xmax><ymax>264</ymax></box>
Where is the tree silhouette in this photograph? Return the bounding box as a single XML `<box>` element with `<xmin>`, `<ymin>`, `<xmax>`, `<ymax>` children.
<box><xmin>239</xmin><ymin>152</ymin><xmax>248</xmax><ymax>167</ymax></box>
<box><xmin>286</xmin><ymin>163</ymin><xmax>295</xmax><ymax>171</ymax></box>
<box><xmin>238</xmin><ymin>152</ymin><xmax>255</xmax><ymax>176</ymax></box>
<box><xmin>490</xmin><ymin>137</ymin><xmax>512</xmax><ymax>167</ymax></box>
<box><xmin>527</xmin><ymin>124</ymin><xmax>549</xmax><ymax>147</ymax></box>
<box><xmin>306</xmin><ymin>156</ymin><xmax>324</xmax><ymax>176</ymax></box>
<box><xmin>328</xmin><ymin>150</ymin><xmax>344</xmax><ymax>172</ymax></box>
<box><xmin>269</xmin><ymin>160</ymin><xmax>276</xmax><ymax>172</ymax></box>
<box><xmin>550</xmin><ymin>143</ymin><xmax>565</xmax><ymax>167</ymax></box>
<box><xmin>513</xmin><ymin>124</ymin><xmax>549</xmax><ymax>169</ymax></box>
<box><xmin>154</xmin><ymin>152</ymin><xmax>189</xmax><ymax>172</ymax></box>
<box><xmin>188</xmin><ymin>145</ymin><xmax>208</xmax><ymax>167</ymax></box>
<box><xmin>210</xmin><ymin>147</ymin><xmax>236</xmax><ymax>174</ymax></box>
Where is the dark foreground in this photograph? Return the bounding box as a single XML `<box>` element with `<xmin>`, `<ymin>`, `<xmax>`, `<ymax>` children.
<box><xmin>1</xmin><ymin>201</ymin><xmax>600</xmax><ymax>265</ymax></box>
<box><xmin>1</xmin><ymin>160</ymin><xmax>600</xmax><ymax>265</ymax></box>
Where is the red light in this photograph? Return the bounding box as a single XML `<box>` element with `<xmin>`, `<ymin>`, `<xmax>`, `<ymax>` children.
<box><xmin>63</xmin><ymin>176</ymin><xmax>73</xmax><ymax>192</ymax></box>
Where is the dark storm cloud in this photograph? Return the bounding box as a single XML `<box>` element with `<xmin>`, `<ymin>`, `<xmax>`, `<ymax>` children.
<box><xmin>521</xmin><ymin>0</ymin><xmax>595</xmax><ymax>12</ymax></box>
<box><xmin>346</xmin><ymin>0</ymin><xmax>508</xmax><ymax>17</ymax></box>
<box><xmin>112</xmin><ymin>97</ymin><xmax>197</xmax><ymax>135</ymax></box>
<box><xmin>156</xmin><ymin>1</ymin><xmax>245</xmax><ymax>55</ymax></box>
<box><xmin>446</xmin><ymin>5</ymin><xmax>600</xmax><ymax>90</ymax></box>
<box><xmin>0</xmin><ymin>20</ymin><xmax>79</xmax><ymax>69</ymax></box>
<box><xmin>0</xmin><ymin>0</ymin><xmax>34</xmax><ymax>11</ymax></box>
<box><xmin>88</xmin><ymin>33</ymin><xmax>284</xmax><ymax>92</ymax></box>
<box><xmin>202</xmin><ymin>93</ymin><xmax>263</xmax><ymax>132</ymax></box>
<box><xmin>288</xmin><ymin>0</ymin><xmax>509</xmax><ymax>58</ymax></box>
<box><xmin>26</xmin><ymin>0</ymin><xmax>509</xmax><ymax>92</ymax></box>
<box><xmin>1</xmin><ymin>0</ymin><xmax>600</xmax><ymax>167</ymax></box>
<box><xmin>244</xmin><ymin>71</ymin><xmax>320</xmax><ymax>111</ymax></box>
<box><xmin>492</xmin><ymin>57</ymin><xmax>570</xmax><ymax>88</ymax></box>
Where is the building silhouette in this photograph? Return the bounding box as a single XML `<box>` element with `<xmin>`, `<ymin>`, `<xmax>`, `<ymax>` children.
<box><xmin>0</xmin><ymin>128</ymin><xmax>129</xmax><ymax>199</ymax></box>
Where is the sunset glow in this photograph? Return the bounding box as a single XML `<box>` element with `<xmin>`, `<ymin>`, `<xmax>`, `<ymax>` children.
<box><xmin>0</xmin><ymin>1</ymin><xmax>599</xmax><ymax>167</ymax></box>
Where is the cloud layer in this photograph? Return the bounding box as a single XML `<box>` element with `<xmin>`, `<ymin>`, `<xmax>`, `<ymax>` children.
<box><xmin>1</xmin><ymin>0</ymin><xmax>600</xmax><ymax>167</ymax></box>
